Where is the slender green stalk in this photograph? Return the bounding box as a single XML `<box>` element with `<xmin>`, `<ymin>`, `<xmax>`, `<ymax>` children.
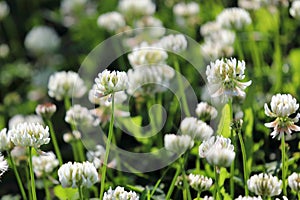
<box><xmin>180</xmin><ymin>155</ymin><xmax>191</xmax><ymax>200</ymax></box>
<box><xmin>214</xmin><ymin>166</ymin><xmax>220</xmax><ymax>200</ymax></box>
<box><xmin>76</xmin><ymin>140</ymin><xmax>85</xmax><ymax>162</ymax></box>
<box><xmin>78</xmin><ymin>186</ymin><xmax>83</xmax><ymax>200</ymax></box>
<box><xmin>45</xmin><ymin>119</ymin><xmax>63</xmax><ymax>165</ymax></box>
<box><xmin>43</xmin><ymin>174</ymin><xmax>51</xmax><ymax>200</ymax></box>
<box><xmin>28</xmin><ymin>147</ymin><xmax>37</xmax><ymax>200</ymax></box>
<box><xmin>272</xmin><ymin>12</ymin><xmax>282</xmax><ymax>93</ymax></box>
<box><xmin>197</xmin><ymin>191</ymin><xmax>201</xmax><ymax>200</ymax></box>
<box><xmin>7</xmin><ymin>151</ymin><xmax>28</xmax><ymax>200</ymax></box>
<box><xmin>70</xmin><ymin>142</ymin><xmax>80</xmax><ymax>161</ymax></box>
<box><xmin>64</xmin><ymin>97</ymin><xmax>71</xmax><ymax>111</ymax></box>
<box><xmin>150</xmin><ymin>166</ymin><xmax>170</xmax><ymax>198</ymax></box>
<box><xmin>237</xmin><ymin>130</ymin><xmax>249</xmax><ymax>196</ymax></box>
<box><xmin>100</xmin><ymin>94</ymin><xmax>115</xmax><ymax>199</ymax></box>
<box><xmin>166</xmin><ymin>164</ymin><xmax>181</xmax><ymax>200</ymax></box>
<box><xmin>228</xmin><ymin>100</ymin><xmax>234</xmax><ymax>199</ymax></box>
<box><xmin>235</xmin><ymin>33</ymin><xmax>244</xmax><ymax>60</ymax></box>
<box><xmin>173</xmin><ymin>57</ymin><xmax>191</xmax><ymax>117</ymax></box>
<box><xmin>281</xmin><ymin>134</ymin><xmax>287</xmax><ymax>196</ymax></box>
<box><xmin>297</xmin><ymin>192</ymin><xmax>300</xmax><ymax>200</ymax></box>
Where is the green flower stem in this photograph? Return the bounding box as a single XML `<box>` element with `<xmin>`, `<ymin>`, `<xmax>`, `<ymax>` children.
<box><xmin>64</xmin><ymin>97</ymin><xmax>71</xmax><ymax>111</ymax></box>
<box><xmin>173</xmin><ymin>57</ymin><xmax>191</xmax><ymax>117</ymax></box>
<box><xmin>197</xmin><ymin>191</ymin><xmax>201</xmax><ymax>200</ymax></box>
<box><xmin>70</xmin><ymin>141</ymin><xmax>79</xmax><ymax>161</ymax></box>
<box><xmin>297</xmin><ymin>192</ymin><xmax>300</xmax><ymax>200</ymax></box>
<box><xmin>76</xmin><ymin>140</ymin><xmax>85</xmax><ymax>162</ymax></box>
<box><xmin>149</xmin><ymin>166</ymin><xmax>170</xmax><ymax>198</ymax></box>
<box><xmin>78</xmin><ymin>186</ymin><xmax>83</xmax><ymax>200</ymax></box>
<box><xmin>181</xmin><ymin>155</ymin><xmax>191</xmax><ymax>200</ymax></box>
<box><xmin>166</xmin><ymin>164</ymin><xmax>181</xmax><ymax>200</ymax></box>
<box><xmin>43</xmin><ymin>174</ymin><xmax>51</xmax><ymax>200</ymax></box>
<box><xmin>99</xmin><ymin>94</ymin><xmax>115</xmax><ymax>200</ymax></box>
<box><xmin>237</xmin><ymin>130</ymin><xmax>249</xmax><ymax>196</ymax></box>
<box><xmin>281</xmin><ymin>134</ymin><xmax>287</xmax><ymax>196</ymax></box>
<box><xmin>228</xmin><ymin>99</ymin><xmax>234</xmax><ymax>199</ymax></box>
<box><xmin>235</xmin><ymin>33</ymin><xmax>244</xmax><ymax>60</ymax></box>
<box><xmin>45</xmin><ymin>119</ymin><xmax>63</xmax><ymax>165</ymax></box>
<box><xmin>214</xmin><ymin>166</ymin><xmax>220</xmax><ymax>200</ymax></box>
<box><xmin>7</xmin><ymin>151</ymin><xmax>28</xmax><ymax>200</ymax></box>
<box><xmin>272</xmin><ymin>12</ymin><xmax>282</xmax><ymax>93</ymax></box>
<box><xmin>28</xmin><ymin>147</ymin><xmax>37</xmax><ymax>200</ymax></box>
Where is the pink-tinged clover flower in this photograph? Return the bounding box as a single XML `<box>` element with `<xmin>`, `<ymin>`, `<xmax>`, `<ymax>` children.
<box><xmin>264</xmin><ymin>93</ymin><xmax>300</xmax><ymax>140</ymax></box>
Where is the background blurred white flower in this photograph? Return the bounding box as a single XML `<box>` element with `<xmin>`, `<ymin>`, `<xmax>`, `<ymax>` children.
<box><xmin>65</xmin><ymin>104</ymin><xmax>100</xmax><ymax>127</ymax></box>
<box><xmin>103</xmin><ymin>186</ymin><xmax>139</xmax><ymax>200</ymax></box>
<box><xmin>8</xmin><ymin>114</ymin><xmax>44</xmax><ymax>129</ymax></box>
<box><xmin>247</xmin><ymin>173</ymin><xmax>282</xmax><ymax>197</ymax></box>
<box><xmin>0</xmin><ymin>1</ymin><xmax>9</xmax><ymax>21</ymax></box>
<box><xmin>0</xmin><ymin>44</ymin><xmax>9</xmax><ymax>58</ymax></box>
<box><xmin>290</xmin><ymin>1</ymin><xmax>300</xmax><ymax>19</ymax></box>
<box><xmin>32</xmin><ymin>151</ymin><xmax>59</xmax><ymax>178</ymax></box>
<box><xmin>48</xmin><ymin>71</ymin><xmax>87</xmax><ymax>101</ymax></box>
<box><xmin>287</xmin><ymin>172</ymin><xmax>300</xmax><ymax>192</ymax></box>
<box><xmin>97</xmin><ymin>11</ymin><xmax>126</xmax><ymax>32</ymax></box>
<box><xmin>118</xmin><ymin>0</ymin><xmax>156</xmax><ymax>17</ymax></box>
<box><xmin>134</xmin><ymin>16</ymin><xmax>165</xmax><ymax>38</ymax></box>
<box><xmin>195</xmin><ymin>102</ymin><xmax>218</xmax><ymax>121</ymax></box>
<box><xmin>173</xmin><ymin>2</ymin><xmax>199</xmax><ymax>17</ymax></box>
<box><xmin>235</xmin><ymin>196</ymin><xmax>262</xmax><ymax>200</ymax></box>
<box><xmin>216</xmin><ymin>7</ymin><xmax>252</xmax><ymax>30</ymax></box>
<box><xmin>158</xmin><ymin>34</ymin><xmax>187</xmax><ymax>53</ymax></box>
<box><xmin>0</xmin><ymin>128</ymin><xmax>13</xmax><ymax>151</ymax></box>
<box><xmin>180</xmin><ymin>117</ymin><xmax>214</xmax><ymax>141</ymax></box>
<box><xmin>35</xmin><ymin>103</ymin><xmax>57</xmax><ymax>119</ymax></box>
<box><xmin>164</xmin><ymin>134</ymin><xmax>194</xmax><ymax>154</ymax></box>
<box><xmin>24</xmin><ymin>26</ymin><xmax>60</xmax><ymax>55</ymax></box>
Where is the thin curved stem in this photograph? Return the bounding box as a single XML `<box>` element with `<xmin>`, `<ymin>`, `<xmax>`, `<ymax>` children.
<box><xmin>7</xmin><ymin>151</ymin><xmax>28</xmax><ymax>200</ymax></box>
<box><xmin>28</xmin><ymin>147</ymin><xmax>37</xmax><ymax>200</ymax></box>
<box><xmin>78</xmin><ymin>186</ymin><xmax>83</xmax><ymax>200</ymax></box>
<box><xmin>150</xmin><ymin>166</ymin><xmax>170</xmax><ymax>198</ymax></box>
<box><xmin>214</xmin><ymin>166</ymin><xmax>220</xmax><ymax>200</ymax></box>
<box><xmin>238</xmin><ymin>131</ymin><xmax>249</xmax><ymax>196</ymax></box>
<box><xmin>43</xmin><ymin>174</ymin><xmax>51</xmax><ymax>200</ymax></box>
<box><xmin>99</xmin><ymin>94</ymin><xmax>115</xmax><ymax>199</ymax></box>
<box><xmin>166</xmin><ymin>164</ymin><xmax>181</xmax><ymax>200</ymax></box>
<box><xmin>281</xmin><ymin>134</ymin><xmax>287</xmax><ymax>196</ymax></box>
<box><xmin>45</xmin><ymin>119</ymin><xmax>63</xmax><ymax>165</ymax></box>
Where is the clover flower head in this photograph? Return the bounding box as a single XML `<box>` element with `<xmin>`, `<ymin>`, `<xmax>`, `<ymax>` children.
<box><xmin>206</xmin><ymin>57</ymin><xmax>252</xmax><ymax>102</ymax></box>
<box><xmin>288</xmin><ymin>172</ymin><xmax>300</xmax><ymax>192</ymax></box>
<box><xmin>290</xmin><ymin>1</ymin><xmax>300</xmax><ymax>19</ymax></box>
<box><xmin>58</xmin><ymin>161</ymin><xmax>98</xmax><ymax>188</ymax></box>
<box><xmin>264</xmin><ymin>93</ymin><xmax>300</xmax><ymax>140</ymax></box>
<box><xmin>0</xmin><ymin>128</ymin><xmax>14</xmax><ymax>151</ymax></box>
<box><xmin>188</xmin><ymin>173</ymin><xmax>213</xmax><ymax>192</ymax></box>
<box><xmin>97</xmin><ymin>11</ymin><xmax>126</xmax><ymax>32</ymax></box>
<box><xmin>103</xmin><ymin>186</ymin><xmax>139</xmax><ymax>200</ymax></box>
<box><xmin>94</xmin><ymin>69</ymin><xmax>128</xmax><ymax>97</ymax></box>
<box><xmin>173</xmin><ymin>2</ymin><xmax>199</xmax><ymax>17</ymax></box>
<box><xmin>128</xmin><ymin>42</ymin><xmax>168</xmax><ymax>68</ymax></box>
<box><xmin>9</xmin><ymin>122</ymin><xmax>50</xmax><ymax>149</ymax></box>
<box><xmin>135</xmin><ymin>16</ymin><xmax>165</xmax><ymax>38</ymax></box>
<box><xmin>118</xmin><ymin>0</ymin><xmax>155</xmax><ymax>17</ymax></box>
<box><xmin>216</xmin><ymin>7</ymin><xmax>252</xmax><ymax>30</ymax></box>
<box><xmin>0</xmin><ymin>153</ymin><xmax>8</xmax><ymax>179</ymax></box>
<box><xmin>48</xmin><ymin>71</ymin><xmax>87</xmax><ymax>101</ymax></box>
<box><xmin>32</xmin><ymin>151</ymin><xmax>59</xmax><ymax>178</ymax></box>
<box><xmin>199</xmin><ymin>136</ymin><xmax>235</xmax><ymax>167</ymax></box>
<box><xmin>127</xmin><ymin>64</ymin><xmax>174</xmax><ymax>97</ymax></box>
<box><xmin>235</xmin><ymin>196</ymin><xmax>262</xmax><ymax>200</ymax></box>
<box><xmin>24</xmin><ymin>26</ymin><xmax>60</xmax><ymax>55</ymax></box>
<box><xmin>247</xmin><ymin>173</ymin><xmax>282</xmax><ymax>197</ymax></box>
<box><xmin>35</xmin><ymin>102</ymin><xmax>57</xmax><ymax>119</ymax></box>
<box><xmin>0</xmin><ymin>1</ymin><xmax>9</xmax><ymax>20</ymax></box>
<box><xmin>0</xmin><ymin>43</ymin><xmax>9</xmax><ymax>58</ymax></box>
<box><xmin>180</xmin><ymin>117</ymin><xmax>214</xmax><ymax>141</ymax></box>
<box><xmin>65</xmin><ymin>104</ymin><xmax>100</xmax><ymax>127</ymax></box>
<box><xmin>9</xmin><ymin>114</ymin><xmax>44</xmax><ymax>129</ymax></box>
<box><xmin>158</xmin><ymin>34</ymin><xmax>187</xmax><ymax>53</ymax></box>
<box><xmin>195</xmin><ymin>102</ymin><xmax>218</xmax><ymax>121</ymax></box>
<box><xmin>200</xmin><ymin>21</ymin><xmax>222</xmax><ymax>37</ymax></box>
<box><xmin>201</xmin><ymin>41</ymin><xmax>234</xmax><ymax>60</ymax></box>
<box><xmin>164</xmin><ymin>134</ymin><xmax>194</xmax><ymax>154</ymax></box>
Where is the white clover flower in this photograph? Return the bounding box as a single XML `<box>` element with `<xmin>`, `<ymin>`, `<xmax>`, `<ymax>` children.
<box><xmin>158</xmin><ymin>34</ymin><xmax>187</xmax><ymax>53</ymax></box>
<box><xmin>134</xmin><ymin>16</ymin><xmax>165</xmax><ymax>38</ymax></box>
<box><xmin>180</xmin><ymin>117</ymin><xmax>214</xmax><ymax>141</ymax></box>
<box><xmin>0</xmin><ymin>43</ymin><xmax>9</xmax><ymax>58</ymax></box>
<box><xmin>173</xmin><ymin>2</ymin><xmax>199</xmax><ymax>17</ymax></box>
<box><xmin>199</xmin><ymin>136</ymin><xmax>235</xmax><ymax>167</ymax></box>
<box><xmin>290</xmin><ymin>1</ymin><xmax>300</xmax><ymax>19</ymax></box>
<box><xmin>216</xmin><ymin>7</ymin><xmax>252</xmax><ymax>30</ymax></box>
<box><xmin>196</xmin><ymin>102</ymin><xmax>218</xmax><ymax>121</ymax></box>
<box><xmin>9</xmin><ymin>114</ymin><xmax>44</xmax><ymax>129</ymax></box>
<box><xmin>238</xmin><ymin>0</ymin><xmax>262</xmax><ymax>10</ymax></box>
<box><xmin>200</xmin><ymin>41</ymin><xmax>234</xmax><ymax>60</ymax></box>
<box><xmin>127</xmin><ymin>65</ymin><xmax>174</xmax><ymax>97</ymax></box>
<box><xmin>60</xmin><ymin>0</ymin><xmax>87</xmax><ymax>15</ymax></box>
<box><xmin>188</xmin><ymin>174</ymin><xmax>213</xmax><ymax>192</ymax></box>
<box><xmin>86</xmin><ymin>145</ymin><xmax>117</xmax><ymax>169</ymax></box>
<box><xmin>97</xmin><ymin>11</ymin><xmax>126</xmax><ymax>32</ymax></box>
<box><xmin>94</xmin><ymin>69</ymin><xmax>128</xmax><ymax>97</ymax></box>
<box><xmin>264</xmin><ymin>94</ymin><xmax>300</xmax><ymax>140</ymax></box>
<box><xmin>9</xmin><ymin>122</ymin><xmax>50</xmax><ymax>149</ymax></box>
<box><xmin>35</xmin><ymin>103</ymin><xmax>57</xmax><ymax>119</ymax></box>
<box><xmin>247</xmin><ymin>173</ymin><xmax>282</xmax><ymax>197</ymax></box>
<box><xmin>235</xmin><ymin>196</ymin><xmax>262</xmax><ymax>200</ymax></box>
<box><xmin>48</xmin><ymin>71</ymin><xmax>87</xmax><ymax>101</ymax></box>
<box><xmin>65</xmin><ymin>104</ymin><xmax>100</xmax><ymax>127</ymax></box>
<box><xmin>0</xmin><ymin>128</ymin><xmax>14</xmax><ymax>151</ymax></box>
<box><xmin>32</xmin><ymin>151</ymin><xmax>59</xmax><ymax>178</ymax></box>
<box><xmin>164</xmin><ymin>134</ymin><xmax>194</xmax><ymax>155</ymax></box>
<box><xmin>0</xmin><ymin>1</ymin><xmax>9</xmax><ymax>20</ymax></box>
<box><xmin>24</xmin><ymin>26</ymin><xmax>60</xmax><ymax>55</ymax></box>
<box><xmin>10</xmin><ymin>146</ymin><xmax>27</xmax><ymax>165</ymax></box>
<box><xmin>118</xmin><ymin>0</ymin><xmax>155</xmax><ymax>17</ymax></box>
<box><xmin>63</xmin><ymin>130</ymin><xmax>82</xmax><ymax>143</ymax></box>
<box><xmin>206</xmin><ymin>58</ymin><xmax>252</xmax><ymax>102</ymax></box>
<box><xmin>200</xmin><ymin>21</ymin><xmax>222</xmax><ymax>37</ymax></box>
<box><xmin>58</xmin><ymin>161</ymin><xmax>98</xmax><ymax>188</ymax></box>
<box><xmin>204</xmin><ymin>29</ymin><xmax>235</xmax><ymax>46</ymax></box>
<box><xmin>0</xmin><ymin>153</ymin><xmax>8</xmax><ymax>179</ymax></box>
<box><xmin>103</xmin><ymin>186</ymin><xmax>139</xmax><ymax>200</ymax></box>
<box><xmin>128</xmin><ymin>42</ymin><xmax>168</xmax><ymax>68</ymax></box>
<box><xmin>288</xmin><ymin>172</ymin><xmax>300</xmax><ymax>192</ymax></box>
<box><xmin>275</xmin><ymin>196</ymin><xmax>288</xmax><ymax>200</ymax></box>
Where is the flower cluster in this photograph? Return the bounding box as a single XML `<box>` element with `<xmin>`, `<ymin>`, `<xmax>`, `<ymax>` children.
<box><xmin>290</xmin><ymin>1</ymin><xmax>300</xmax><ymax>19</ymax></box>
<box><xmin>158</xmin><ymin>34</ymin><xmax>187</xmax><ymax>53</ymax></box>
<box><xmin>195</xmin><ymin>102</ymin><xmax>218</xmax><ymax>121</ymax></box>
<box><xmin>118</xmin><ymin>0</ymin><xmax>155</xmax><ymax>17</ymax></box>
<box><xmin>180</xmin><ymin>117</ymin><xmax>214</xmax><ymax>141</ymax></box>
<box><xmin>35</xmin><ymin>103</ymin><xmax>57</xmax><ymax>119</ymax></box>
<box><xmin>0</xmin><ymin>128</ymin><xmax>14</xmax><ymax>151</ymax></box>
<box><xmin>48</xmin><ymin>71</ymin><xmax>87</xmax><ymax>101</ymax></box>
<box><xmin>32</xmin><ymin>151</ymin><xmax>59</xmax><ymax>178</ymax></box>
<box><xmin>65</xmin><ymin>104</ymin><xmax>100</xmax><ymax>127</ymax></box>
<box><xmin>188</xmin><ymin>173</ymin><xmax>213</xmax><ymax>192</ymax></box>
<box><xmin>235</xmin><ymin>196</ymin><xmax>262</xmax><ymax>200</ymax></box>
<box><xmin>247</xmin><ymin>173</ymin><xmax>282</xmax><ymax>197</ymax></box>
<box><xmin>97</xmin><ymin>11</ymin><xmax>126</xmax><ymax>32</ymax></box>
<box><xmin>264</xmin><ymin>93</ymin><xmax>300</xmax><ymax>139</ymax></box>
<box><xmin>164</xmin><ymin>134</ymin><xmax>194</xmax><ymax>155</ymax></box>
<box><xmin>9</xmin><ymin>114</ymin><xmax>43</xmax><ymax>129</ymax></box>
<box><xmin>58</xmin><ymin>161</ymin><xmax>98</xmax><ymax>188</ymax></box>
<box><xmin>288</xmin><ymin>172</ymin><xmax>300</xmax><ymax>192</ymax></box>
<box><xmin>206</xmin><ymin>57</ymin><xmax>252</xmax><ymax>102</ymax></box>
<box><xmin>173</xmin><ymin>1</ymin><xmax>199</xmax><ymax>26</ymax></box>
<box><xmin>199</xmin><ymin>136</ymin><xmax>235</xmax><ymax>167</ymax></box>
<box><xmin>0</xmin><ymin>1</ymin><xmax>9</xmax><ymax>21</ymax></box>
<box><xmin>103</xmin><ymin>186</ymin><xmax>139</xmax><ymax>200</ymax></box>
<box><xmin>216</xmin><ymin>7</ymin><xmax>252</xmax><ymax>30</ymax></box>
